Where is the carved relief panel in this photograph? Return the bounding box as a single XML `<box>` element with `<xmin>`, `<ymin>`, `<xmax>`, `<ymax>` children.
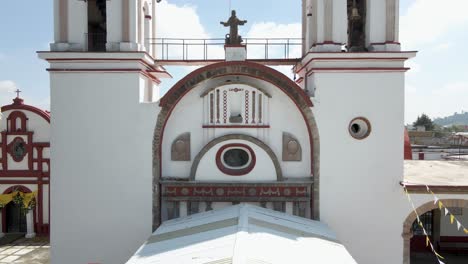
<box><xmin>171</xmin><ymin>133</ymin><xmax>191</xmax><ymax>161</ymax></box>
<box><xmin>282</xmin><ymin>132</ymin><xmax>302</xmax><ymax>161</ymax></box>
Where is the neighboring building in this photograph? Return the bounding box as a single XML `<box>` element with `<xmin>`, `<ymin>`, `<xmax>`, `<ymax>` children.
<box><xmin>0</xmin><ymin>96</ymin><xmax>50</xmax><ymax>238</ymax></box>
<box><xmin>36</xmin><ymin>1</ymin><xmax>468</xmax><ymax>264</ymax></box>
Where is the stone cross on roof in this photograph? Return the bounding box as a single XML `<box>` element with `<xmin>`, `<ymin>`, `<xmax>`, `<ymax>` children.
<box><xmin>15</xmin><ymin>89</ymin><xmax>21</xmax><ymax>98</ymax></box>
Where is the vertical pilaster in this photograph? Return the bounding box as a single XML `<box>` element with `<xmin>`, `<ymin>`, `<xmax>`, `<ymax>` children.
<box><xmin>386</xmin><ymin>0</ymin><xmax>398</xmax><ymax>42</ymax></box>
<box><xmin>58</xmin><ymin>0</ymin><xmax>68</xmax><ymax>42</ymax></box>
<box><xmin>324</xmin><ymin>0</ymin><xmax>333</xmax><ymax>42</ymax></box>
<box><xmin>0</xmin><ymin>211</ymin><xmax>4</xmax><ymax>238</ymax></box>
<box><xmin>25</xmin><ymin>210</ymin><xmax>36</xmax><ymax>238</ymax></box>
<box><xmin>122</xmin><ymin>0</ymin><xmax>130</xmax><ymax>42</ymax></box>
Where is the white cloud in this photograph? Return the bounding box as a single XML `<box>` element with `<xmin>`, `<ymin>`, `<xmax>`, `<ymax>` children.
<box><xmin>406</xmin><ymin>82</ymin><xmax>468</xmax><ymax>122</ymax></box>
<box><xmin>431</xmin><ymin>42</ymin><xmax>453</xmax><ymax>52</ymax></box>
<box><xmin>0</xmin><ymin>80</ymin><xmax>17</xmax><ymax>92</ymax></box>
<box><xmin>400</xmin><ymin>0</ymin><xmax>468</xmax><ymax>49</ymax></box>
<box><xmin>246</xmin><ymin>22</ymin><xmax>302</xmax><ymax>60</ymax></box>
<box><xmin>0</xmin><ymin>80</ymin><xmax>18</xmax><ymax>107</ymax></box>
<box><xmin>155</xmin><ymin>1</ymin><xmax>224</xmax><ymax>60</ymax></box>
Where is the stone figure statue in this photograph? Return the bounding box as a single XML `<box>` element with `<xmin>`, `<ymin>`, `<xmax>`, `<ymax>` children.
<box><xmin>220</xmin><ymin>10</ymin><xmax>247</xmax><ymax>45</ymax></box>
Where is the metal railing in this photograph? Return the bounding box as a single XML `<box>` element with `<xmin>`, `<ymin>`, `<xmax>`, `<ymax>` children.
<box><xmin>150</xmin><ymin>38</ymin><xmax>303</xmax><ymax>61</ymax></box>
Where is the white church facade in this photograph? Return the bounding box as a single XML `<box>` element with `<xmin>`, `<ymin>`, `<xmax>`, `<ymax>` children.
<box><xmin>33</xmin><ymin>0</ymin><xmax>468</xmax><ymax>263</ymax></box>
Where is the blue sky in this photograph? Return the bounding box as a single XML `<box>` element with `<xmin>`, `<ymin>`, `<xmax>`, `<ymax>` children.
<box><xmin>0</xmin><ymin>0</ymin><xmax>467</xmax><ymax>124</ymax></box>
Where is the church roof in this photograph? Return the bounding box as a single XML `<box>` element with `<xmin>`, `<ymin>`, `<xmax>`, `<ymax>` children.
<box><xmin>403</xmin><ymin>161</ymin><xmax>468</xmax><ymax>192</ymax></box>
<box><xmin>1</xmin><ymin>97</ymin><xmax>50</xmax><ymax>123</ymax></box>
<box><xmin>126</xmin><ymin>204</ymin><xmax>357</xmax><ymax>264</ymax></box>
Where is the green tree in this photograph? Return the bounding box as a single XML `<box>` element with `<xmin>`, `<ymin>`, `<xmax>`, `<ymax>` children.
<box><xmin>413</xmin><ymin>113</ymin><xmax>434</xmax><ymax>131</ymax></box>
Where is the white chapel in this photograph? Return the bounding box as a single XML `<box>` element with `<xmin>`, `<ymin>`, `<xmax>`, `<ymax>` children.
<box><xmin>32</xmin><ymin>0</ymin><xmax>468</xmax><ymax>263</ymax></box>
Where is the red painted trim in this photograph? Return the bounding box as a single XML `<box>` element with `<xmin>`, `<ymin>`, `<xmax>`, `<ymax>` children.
<box><xmin>45</xmin><ymin>57</ymin><xmax>157</xmax><ymax>71</ymax></box>
<box><xmin>370</xmin><ymin>41</ymin><xmax>401</xmax><ymax>45</ymax></box>
<box><xmin>1</xmin><ymin>104</ymin><xmax>50</xmax><ymax>124</ymax></box>
<box><xmin>158</xmin><ymin>62</ymin><xmax>316</xmax><ymax>179</ymax></box>
<box><xmin>159</xmin><ymin>61</ymin><xmax>312</xmax><ymax>107</ymax></box>
<box><xmin>295</xmin><ymin>57</ymin><xmax>408</xmax><ymax>74</ymax></box>
<box><xmin>32</xmin><ymin>142</ymin><xmax>50</xmax><ymax>148</ymax></box>
<box><xmin>0</xmin><ymin>171</ymin><xmax>49</xmax><ymax>177</ymax></box>
<box><xmin>306</xmin><ymin>67</ymin><xmax>410</xmax><ymax>76</ymax></box>
<box><xmin>6</xmin><ymin>137</ymin><xmax>28</xmax><ymax>162</ymax></box>
<box><xmin>6</xmin><ymin>111</ymin><xmax>28</xmax><ymax>132</ymax></box>
<box><xmin>215</xmin><ymin>144</ymin><xmax>256</xmax><ymax>176</ymax></box>
<box><xmin>37</xmin><ymin>50</ymin><xmax>157</xmax><ymax>62</ymax></box>
<box><xmin>404</xmin><ymin>129</ymin><xmax>412</xmax><ymax>160</ymax></box>
<box><xmin>295</xmin><ymin>77</ymin><xmax>304</xmax><ymax>84</ymax></box>
<box><xmin>3</xmin><ymin>185</ymin><xmax>32</xmax><ymax>194</ymax></box>
<box><xmin>202</xmin><ymin>125</ymin><xmax>270</xmax><ymax>129</ymax></box>
<box><xmin>1</xmin><ymin>132</ymin><xmax>6</xmax><ymax>171</ymax></box>
<box><xmin>157</xmin><ymin>62</ymin><xmax>317</xmax><ymax>223</ymax></box>
<box><xmin>0</xmin><ymin>179</ymin><xmax>48</xmax><ymax>184</ymax></box>
<box><xmin>145</xmin><ymin>15</ymin><xmax>152</xmax><ymax>19</ymax></box>
<box><xmin>1</xmin><ymin>185</ymin><xmax>36</xmax><ymax>234</ymax></box>
<box><xmin>47</xmin><ymin>68</ymin><xmax>161</xmax><ymax>84</ymax></box>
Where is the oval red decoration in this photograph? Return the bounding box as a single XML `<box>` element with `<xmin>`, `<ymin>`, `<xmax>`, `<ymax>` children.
<box><xmin>215</xmin><ymin>143</ymin><xmax>256</xmax><ymax>176</ymax></box>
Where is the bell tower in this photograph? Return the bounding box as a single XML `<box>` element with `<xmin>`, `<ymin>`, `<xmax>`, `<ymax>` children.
<box><xmin>40</xmin><ymin>1</ymin><xmax>168</xmax><ymax>264</ymax></box>
<box><xmin>51</xmin><ymin>0</ymin><xmax>158</xmax><ymax>55</ymax></box>
<box><xmin>298</xmin><ymin>0</ymin><xmax>415</xmax><ymax>263</ymax></box>
<box><xmin>302</xmin><ymin>0</ymin><xmax>400</xmax><ymax>53</ymax></box>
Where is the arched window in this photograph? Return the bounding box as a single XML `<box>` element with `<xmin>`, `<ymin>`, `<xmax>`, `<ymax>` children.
<box><xmin>347</xmin><ymin>0</ymin><xmax>366</xmax><ymax>51</ymax></box>
<box><xmin>7</xmin><ymin>111</ymin><xmax>28</xmax><ymax>132</ymax></box>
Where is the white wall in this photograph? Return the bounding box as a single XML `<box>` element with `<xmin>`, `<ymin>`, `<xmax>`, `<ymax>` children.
<box><xmin>162</xmin><ymin>78</ymin><xmax>311</xmax><ymax>180</ymax></box>
<box><xmin>312</xmin><ymin>70</ymin><xmax>408</xmax><ymax>264</ymax></box>
<box><xmin>195</xmin><ymin>139</ymin><xmax>277</xmax><ymax>182</ymax></box>
<box><xmin>50</xmin><ymin>71</ymin><xmax>159</xmax><ymax>264</ymax></box>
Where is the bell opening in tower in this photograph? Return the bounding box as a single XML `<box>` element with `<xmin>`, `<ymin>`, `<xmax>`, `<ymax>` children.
<box><xmin>347</xmin><ymin>0</ymin><xmax>366</xmax><ymax>52</ymax></box>
<box><xmin>87</xmin><ymin>0</ymin><xmax>107</xmax><ymax>52</ymax></box>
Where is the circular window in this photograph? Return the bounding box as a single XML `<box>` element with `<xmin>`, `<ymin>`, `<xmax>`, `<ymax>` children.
<box><xmin>349</xmin><ymin>117</ymin><xmax>371</xmax><ymax>140</ymax></box>
<box><xmin>216</xmin><ymin>144</ymin><xmax>256</xmax><ymax>176</ymax></box>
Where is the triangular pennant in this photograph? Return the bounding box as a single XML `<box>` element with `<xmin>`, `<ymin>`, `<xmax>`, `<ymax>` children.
<box><xmin>434</xmin><ymin>251</ymin><xmax>444</xmax><ymax>259</ymax></box>
<box><xmin>434</xmin><ymin>196</ymin><xmax>439</xmax><ymax>205</ymax></box>
<box><xmin>450</xmin><ymin>214</ymin><xmax>455</xmax><ymax>224</ymax></box>
<box><xmin>438</xmin><ymin>201</ymin><xmax>443</xmax><ymax>210</ymax></box>
<box><xmin>426</xmin><ymin>236</ymin><xmax>430</xmax><ymax>247</ymax></box>
<box><xmin>426</xmin><ymin>185</ymin><xmax>430</xmax><ymax>192</ymax></box>
<box><xmin>445</xmin><ymin>208</ymin><xmax>449</xmax><ymax>216</ymax></box>
<box><xmin>438</xmin><ymin>260</ymin><xmax>445</xmax><ymax>264</ymax></box>
<box><xmin>464</xmin><ymin>228</ymin><xmax>468</xmax><ymax>234</ymax></box>
<box><xmin>457</xmin><ymin>221</ymin><xmax>462</xmax><ymax>230</ymax></box>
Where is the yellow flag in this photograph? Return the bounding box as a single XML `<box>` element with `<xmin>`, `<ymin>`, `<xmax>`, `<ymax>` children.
<box><xmin>426</xmin><ymin>236</ymin><xmax>430</xmax><ymax>247</ymax></box>
<box><xmin>464</xmin><ymin>228</ymin><xmax>468</xmax><ymax>234</ymax></box>
<box><xmin>0</xmin><ymin>193</ymin><xmax>13</xmax><ymax>207</ymax></box>
<box><xmin>434</xmin><ymin>251</ymin><xmax>445</xmax><ymax>259</ymax></box>
<box><xmin>22</xmin><ymin>191</ymin><xmax>38</xmax><ymax>208</ymax></box>
<box><xmin>450</xmin><ymin>214</ymin><xmax>455</xmax><ymax>225</ymax></box>
<box><xmin>438</xmin><ymin>201</ymin><xmax>443</xmax><ymax>210</ymax></box>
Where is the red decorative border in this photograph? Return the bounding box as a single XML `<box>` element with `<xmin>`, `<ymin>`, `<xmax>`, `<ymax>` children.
<box><xmin>215</xmin><ymin>144</ymin><xmax>256</xmax><ymax>176</ymax></box>
<box><xmin>7</xmin><ymin>137</ymin><xmax>28</xmax><ymax>162</ymax></box>
<box><xmin>1</xmin><ymin>103</ymin><xmax>50</xmax><ymax>124</ymax></box>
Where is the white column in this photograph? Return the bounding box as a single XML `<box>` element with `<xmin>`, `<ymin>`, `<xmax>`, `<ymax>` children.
<box><xmin>25</xmin><ymin>210</ymin><xmax>36</xmax><ymax>239</ymax></box>
<box><xmin>179</xmin><ymin>201</ymin><xmax>188</xmax><ymax>218</ymax></box>
<box><xmin>0</xmin><ymin>211</ymin><xmax>4</xmax><ymax>238</ymax></box>
<box><xmin>285</xmin><ymin>202</ymin><xmax>294</xmax><ymax>215</ymax></box>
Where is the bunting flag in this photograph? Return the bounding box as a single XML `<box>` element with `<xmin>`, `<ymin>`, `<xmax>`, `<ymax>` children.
<box><xmin>403</xmin><ymin>185</ymin><xmax>445</xmax><ymax>262</ymax></box>
<box><xmin>0</xmin><ymin>191</ymin><xmax>37</xmax><ymax>209</ymax></box>
<box><xmin>424</xmin><ymin>185</ymin><xmax>468</xmax><ymax>237</ymax></box>
<box><xmin>404</xmin><ymin>183</ymin><xmax>468</xmax><ymax>263</ymax></box>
